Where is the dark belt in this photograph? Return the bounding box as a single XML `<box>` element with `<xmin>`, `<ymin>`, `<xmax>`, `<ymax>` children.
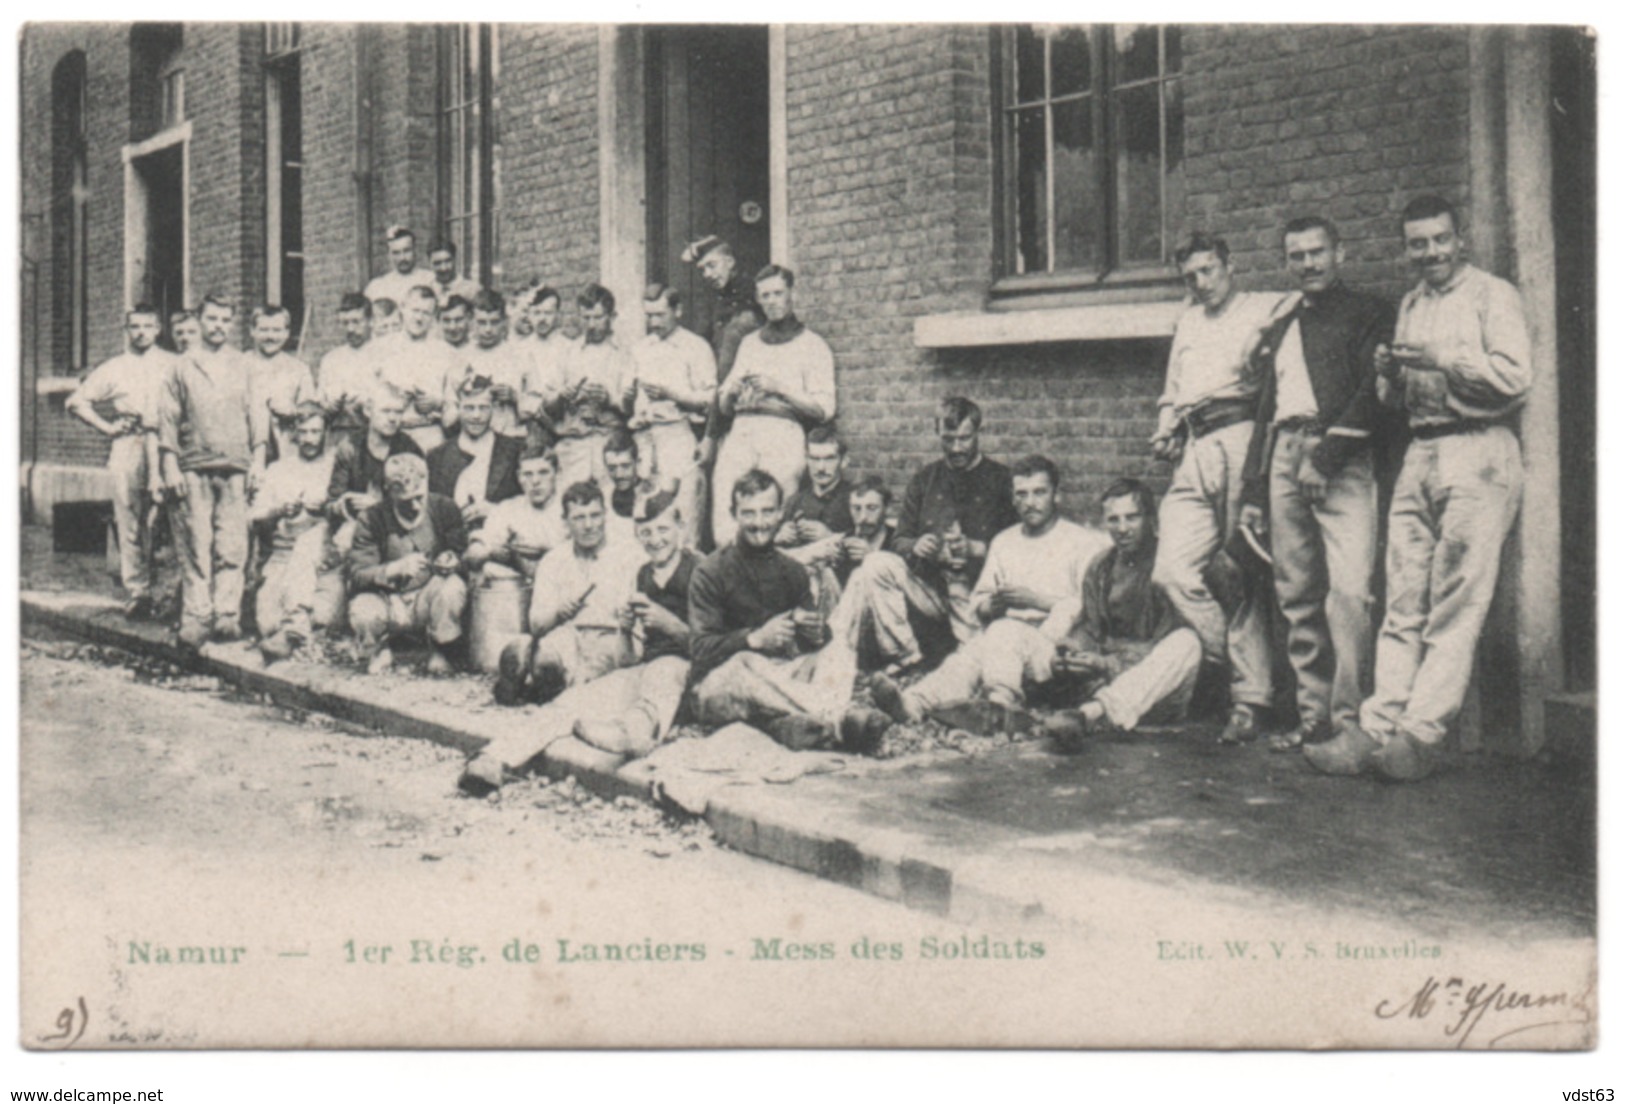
<box><xmin>1183</xmin><ymin>398</ymin><xmax>1256</xmax><ymax>439</ymax></box>
<box><xmin>1410</xmin><ymin>419</ymin><xmax>1503</xmax><ymax>441</ymax></box>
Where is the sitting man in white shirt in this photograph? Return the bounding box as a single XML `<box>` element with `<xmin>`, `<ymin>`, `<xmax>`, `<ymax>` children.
<box><xmin>252</xmin><ymin>404</ymin><xmax>344</xmax><ymax>661</ymax></box>
<box><xmin>460</xmin><ymin>487</ymin><xmax>700</xmax><ymax>794</ymax></box>
<box><xmin>464</xmin><ymin>445</ymin><xmax>567</xmax><ymax>585</ymax></box>
<box><xmin>871</xmin><ymin>455</ymin><xmax>1111</xmax><ymax>736</ymax></box>
<box><xmin>494</xmin><ymin>480</ymin><xmax>644</xmax><ymax>706</ymax></box>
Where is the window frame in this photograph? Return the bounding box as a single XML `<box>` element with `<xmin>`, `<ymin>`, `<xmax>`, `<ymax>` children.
<box><xmin>52</xmin><ymin>51</ymin><xmax>90</xmax><ymax>374</ymax></box>
<box><xmin>436</xmin><ymin>24</ymin><xmax>501</xmax><ymax>290</ymax></box>
<box><xmin>991</xmin><ymin>23</ymin><xmax>1185</xmax><ymax>302</ymax></box>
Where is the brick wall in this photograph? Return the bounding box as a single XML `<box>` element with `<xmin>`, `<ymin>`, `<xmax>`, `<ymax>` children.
<box><xmin>782</xmin><ymin>23</ymin><xmax>1473</xmax><ymax>524</ymax></box>
<box><xmin>297</xmin><ymin>24</ymin><xmax>364</xmax><ymax>359</ymax></box>
<box><xmin>497</xmin><ymin>25</ymin><xmax>602</xmax><ymax>301</ymax></box>
<box><xmin>1182</xmin><ymin>24</ymin><xmax>1471</xmax><ymax>301</ymax></box>
<box><xmin>783</xmin><ymin>24</ymin><xmax>1163</xmax><ymax>525</ymax></box>
<box><xmin>20</xmin><ymin>21</ymin><xmax>1479</xmax><ymax>521</ymax></box>
<box><xmin>185</xmin><ymin>24</ymin><xmax>257</xmax><ymax>333</ymax></box>
<box><xmin>21</xmin><ymin>25</ymin><xmax>142</xmax><ymax>471</ymax></box>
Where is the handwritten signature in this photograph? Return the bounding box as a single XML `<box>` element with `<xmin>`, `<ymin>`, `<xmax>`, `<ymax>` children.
<box><xmin>38</xmin><ymin>997</ymin><xmax>88</xmax><ymax>1049</ymax></box>
<box><xmin>1375</xmin><ymin>975</ymin><xmax>1595</xmax><ymax>1048</ymax></box>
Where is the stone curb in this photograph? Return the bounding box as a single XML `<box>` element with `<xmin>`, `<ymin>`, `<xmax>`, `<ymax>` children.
<box><xmin>22</xmin><ymin>591</ymin><xmax>1040</xmax><ymax>927</ymax></box>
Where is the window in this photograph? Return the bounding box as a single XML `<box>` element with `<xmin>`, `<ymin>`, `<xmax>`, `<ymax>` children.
<box><xmin>265</xmin><ymin>25</ymin><xmax>305</xmax><ymax>343</ymax></box>
<box><xmin>51</xmin><ymin>51</ymin><xmax>89</xmax><ymax>373</ymax></box>
<box><xmin>437</xmin><ymin>25</ymin><xmax>502</xmax><ymax>289</ymax></box>
<box><xmin>996</xmin><ymin>24</ymin><xmax>1184</xmax><ymax>289</ymax></box>
<box><xmin>131</xmin><ymin>24</ymin><xmax>184</xmax><ymax>140</ymax></box>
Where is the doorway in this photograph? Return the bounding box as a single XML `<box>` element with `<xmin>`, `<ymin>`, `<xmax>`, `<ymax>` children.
<box><xmin>645</xmin><ymin>25</ymin><xmax>771</xmax><ymax>340</ymax></box>
<box><xmin>128</xmin><ymin>141</ymin><xmax>186</xmax><ymax>333</ymax></box>
<box><xmin>1550</xmin><ymin>27</ymin><xmax>1595</xmax><ymax>692</ymax></box>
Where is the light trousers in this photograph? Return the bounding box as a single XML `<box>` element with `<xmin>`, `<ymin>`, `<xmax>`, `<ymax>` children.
<box><xmin>837</xmin><ymin>551</ymin><xmax>979</xmax><ymax>664</ymax></box>
<box><xmin>349</xmin><ymin>574</ymin><xmax>468</xmax><ymax>650</ymax></box>
<box><xmin>711</xmin><ymin>415</ymin><xmax>807</xmax><ymax>547</ymax></box>
<box><xmin>1269</xmin><ymin>428</ymin><xmax>1378</xmax><ymax>731</ymax></box>
<box><xmin>482</xmin><ymin>655</ymin><xmax>691</xmax><ymax>770</ymax></box>
<box><xmin>108</xmin><ymin>435</ymin><xmax>156</xmax><ymax>599</ymax></box>
<box><xmin>692</xmin><ymin>645</ymin><xmax>857</xmax><ymax>730</ymax></box>
<box><xmin>256</xmin><ymin>525</ymin><xmax>346</xmax><ymax>639</ymax></box>
<box><xmin>1088</xmin><ymin>629</ymin><xmax>1204</xmax><ymax>731</ymax></box>
<box><xmin>1151</xmin><ymin>421</ymin><xmax>1273</xmax><ymax>707</ymax></box>
<box><xmin>904</xmin><ymin>615</ymin><xmax>1068</xmax><ymax>712</ymax></box>
<box><xmin>173</xmin><ymin>468</ymin><xmax>249</xmax><ymax>636</ymax></box>
<box><xmin>1360</xmin><ymin>426</ymin><xmax>1523</xmax><ymax>746</ymax></box>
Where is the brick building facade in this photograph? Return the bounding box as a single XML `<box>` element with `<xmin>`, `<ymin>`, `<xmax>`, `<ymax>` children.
<box><xmin>18</xmin><ymin>23</ymin><xmax>1594</xmax><ymax>751</ymax></box>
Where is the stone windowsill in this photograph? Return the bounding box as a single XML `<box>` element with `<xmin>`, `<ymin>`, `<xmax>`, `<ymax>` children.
<box><xmin>913</xmin><ymin>300</ymin><xmax>1185</xmax><ymax>349</ymax></box>
<box><xmin>36</xmin><ymin>377</ymin><xmax>82</xmax><ymax>397</ymax></box>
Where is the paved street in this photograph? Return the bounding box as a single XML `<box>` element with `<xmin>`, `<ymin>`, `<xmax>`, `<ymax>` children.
<box><xmin>16</xmin><ymin>533</ymin><xmax>1599</xmax><ymax>1050</ymax></box>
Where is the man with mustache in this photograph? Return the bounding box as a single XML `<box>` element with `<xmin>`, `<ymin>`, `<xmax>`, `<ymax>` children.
<box><xmin>1237</xmin><ymin>216</ymin><xmax>1394</xmax><ymax>753</ymax></box>
<box><xmin>870</xmin><ymin>455</ymin><xmax>1109</xmax><ymax>736</ymax></box>
<box><xmin>1306</xmin><ymin>195</ymin><xmax>1532</xmax><ymax>782</ymax></box>
<box><xmin>157</xmin><ymin>293</ymin><xmax>262</xmax><ymax>648</ymax></box>
<box><xmin>839</xmin><ymin>397</ymin><xmax>1018</xmax><ymax>675</ymax></box>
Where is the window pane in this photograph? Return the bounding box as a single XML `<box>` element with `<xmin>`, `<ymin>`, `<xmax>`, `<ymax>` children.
<box><xmin>1012</xmin><ymin>106</ymin><xmax>1048</xmax><ymax>274</ymax></box>
<box><xmin>1164</xmin><ymin>26</ymin><xmax>1182</xmax><ymax>76</ymax></box>
<box><xmin>1050</xmin><ymin>26</ymin><xmax>1092</xmax><ymax>98</ymax></box>
<box><xmin>1014</xmin><ymin>27</ymin><xmax>1045</xmax><ymax>104</ymax></box>
<box><xmin>1113</xmin><ymin>83</ymin><xmax>1163</xmax><ymax>265</ymax></box>
<box><xmin>1114</xmin><ymin>24</ymin><xmax>1160</xmax><ymax>86</ymax></box>
<box><xmin>1052</xmin><ymin>98</ymin><xmax>1100</xmax><ymax>272</ymax></box>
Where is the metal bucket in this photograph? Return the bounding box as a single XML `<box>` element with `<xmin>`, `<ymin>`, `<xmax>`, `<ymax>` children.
<box><xmin>469</xmin><ymin>571</ymin><xmax>531</xmax><ymax>673</ymax></box>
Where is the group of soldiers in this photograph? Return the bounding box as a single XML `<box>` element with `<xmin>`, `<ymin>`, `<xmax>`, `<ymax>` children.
<box><xmin>69</xmin><ymin>193</ymin><xmax>1531</xmax><ymax>795</ymax></box>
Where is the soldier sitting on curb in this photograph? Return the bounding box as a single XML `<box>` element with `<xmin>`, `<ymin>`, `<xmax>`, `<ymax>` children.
<box><xmin>1040</xmin><ymin>479</ymin><xmax>1203</xmax><ymax>749</ymax></box>
<box><xmin>346</xmin><ymin>453</ymin><xmax>470</xmax><ymax>676</ymax></box>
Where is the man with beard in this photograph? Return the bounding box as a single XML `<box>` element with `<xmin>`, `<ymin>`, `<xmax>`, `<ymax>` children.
<box><xmin>710</xmin><ymin>265</ymin><xmax>836</xmax><ymax>547</ymax></box>
<box><xmin>67</xmin><ymin>303</ymin><xmax>174</xmax><ymax>618</ymax></box>
<box><xmin>157</xmin><ymin>294</ymin><xmax>262</xmax><ymax>647</ymax></box>
<box><xmin>252</xmin><ymin>404</ymin><xmax>344</xmax><ymax>660</ymax></box>
<box><xmin>839</xmin><ymin>397</ymin><xmax>1018</xmax><ymax>675</ymax></box>
<box><xmin>1040</xmin><ymin>479</ymin><xmax>1203</xmax><ymax>747</ymax></box>
<box><xmin>870</xmin><ymin>456</ymin><xmax>1110</xmax><ymax>735</ymax></box>
<box><xmin>346</xmin><ymin>452</ymin><xmax>469</xmax><ymax>676</ymax></box>
<box><xmin>688</xmin><ymin>469</ymin><xmax>892</xmax><ymax>754</ymax></box>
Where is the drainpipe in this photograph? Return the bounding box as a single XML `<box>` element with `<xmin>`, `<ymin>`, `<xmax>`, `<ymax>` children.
<box><xmin>353</xmin><ymin>24</ymin><xmax>375</xmax><ymax>291</ymax></box>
